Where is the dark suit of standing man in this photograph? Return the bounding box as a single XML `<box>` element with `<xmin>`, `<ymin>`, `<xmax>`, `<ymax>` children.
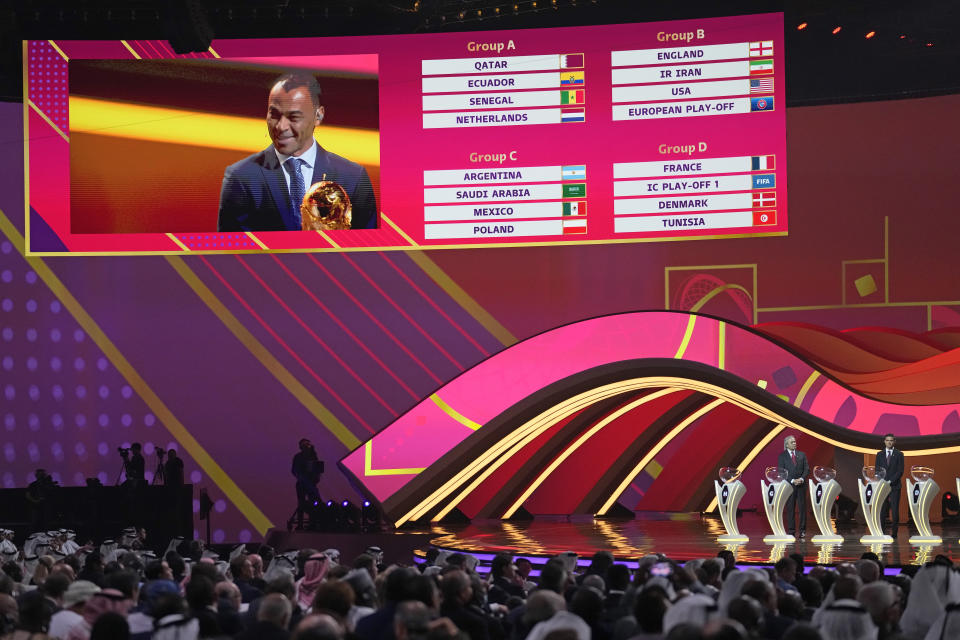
<box><xmin>777</xmin><ymin>435</ymin><xmax>809</xmax><ymax>537</ymax></box>
<box><xmin>876</xmin><ymin>433</ymin><xmax>904</xmax><ymax>532</ymax></box>
<box><xmin>217</xmin><ymin>71</ymin><xmax>377</xmax><ymax>232</ymax></box>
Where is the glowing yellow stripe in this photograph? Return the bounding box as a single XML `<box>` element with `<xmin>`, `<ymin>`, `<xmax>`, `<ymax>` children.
<box><xmin>430</xmin><ymin>394</ymin><xmax>482</xmax><ymax>431</ymax></box>
<box><xmin>674</xmin><ymin>315</ymin><xmax>696</xmax><ymax>359</ymax></box>
<box><xmin>406</xmin><ymin>251</ymin><xmax>516</xmax><ymax>347</ymax></box>
<box><xmin>244</xmin><ymin>232</ymin><xmax>269</xmax><ymax>250</ymax></box>
<box><xmin>397</xmin><ymin>385</ymin><xmax>616</xmax><ymax>526</ymax></box>
<box><xmin>598</xmin><ymin>398</ymin><xmax>725</xmax><ymax>514</ymax></box>
<box><xmin>364</xmin><ymin>441</ymin><xmax>425</xmax><ymax>476</ymax></box>
<box><xmin>316</xmin><ymin>230</ymin><xmax>340</xmax><ymax>249</ymax></box>
<box><xmin>166</xmin><ymin>256</ymin><xmax>360</xmax><ymax>450</ymax></box>
<box><xmin>432</xmin><ymin>389</ymin><xmax>610</xmax><ymax>523</ymax></box>
<box><xmin>0</xmin><ymin>210</ymin><xmax>272</xmax><ymax>534</ymax></box>
<box><xmin>501</xmin><ymin>388</ymin><xmax>680</xmax><ymax>518</ymax></box>
<box><xmin>27</xmin><ymin>100</ymin><xmax>68</xmax><ymax>143</ymax></box>
<box><xmin>398</xmin><ymin>373</ymin><xmax>960</xmax><ymax>527</ymax></box>
<box><xmin>381</xmin><ymin>213</ymin><xmax>419</xmax><ymax>247</ymax></box>
<box><xmin>68</xmin><ymin>97</ymin><xmax>381</xmax><ymax>168</ymax></box>
<box><xmin>166</xmin><ymin>233</ymin><xmax>190</xmax><ymax>252</ymax></box>
<box><xmin>794</xmin><ymin>371</ymin><xmax>820</xmax><ymax>407</ymax></box>
<box><xmin>47</xmin><ymin>40</ymin><xmax>69</xmax><ymax>61</ymax></box>
<box><xmin>689</xmin><ymin>283</ymin><xmax>753</xmax><ymax>313</ymax></box>
<box><xmin>705</xmin><ymin>424</ymin><xmax>786</xmax><ymax>512</ymax></box>
<box><xmin>208</xmin><ymin>46</ymin><xmax>221</xmax><ymax>58</ymax></box>
<box><xmin>120</xmin><ymin>40</ymin><xmax>142</xmax><ymax>59</ymax></box>
<box><xmin>718</xmin><ymin>322</ymin><xmax>726</xmax><ymax>370</ymax></box>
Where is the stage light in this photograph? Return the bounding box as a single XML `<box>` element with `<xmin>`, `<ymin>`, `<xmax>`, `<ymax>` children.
<box><xmin>341</xmin><ymin>500</ymin><xmax>362</xmax><ymax>532</ymax></box>
<box><xmin>865</xmin><ymin>31</ymin><xmax>876</xmax><ymax>39</ymax></box>
<box><xmin>942</xmin><ymin>491</ymin><xmax>959</xmax><ymax>521</ymax></box>
<box><xmin>362</xmin><ymin>500</ymin><xmax>382</xmax><ymax>532</ymax></box>
<box><xmin>797</xmin><ymin>23</ymin><xmax>808</xmax><ymax>31</ymax></box>
<box><xmin>832</xmin><ymin>26</ymin><xmax>842</xmax><ymax>35</ymax></box>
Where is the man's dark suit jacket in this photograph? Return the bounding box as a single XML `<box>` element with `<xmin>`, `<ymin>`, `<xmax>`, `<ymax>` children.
<box><xmin>876</xmin><ymin>448</ymin><xmax>905</xmax><ymax>487</ymax></box>
<box><xmin>777</xmin><ymin>449</ymin><xmax>809</xmax><ymax>489</ymax></box>
<box><xmin>217</xmin><ymin>144</ymin><xmax>377</xmax><ymax>231</ymax></box>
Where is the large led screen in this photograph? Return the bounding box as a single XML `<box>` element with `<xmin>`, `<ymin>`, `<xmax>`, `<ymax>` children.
<box><xmin>25</xmin><ymin>12</ymin><xmax>785</xmax><ymax>255</ymax></box>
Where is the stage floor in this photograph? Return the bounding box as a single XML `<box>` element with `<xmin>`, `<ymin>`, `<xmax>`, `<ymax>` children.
<box><xmin>422</xmin><ymin>513</ymin><xmax>960</xmax><ymax>568</ymax></box>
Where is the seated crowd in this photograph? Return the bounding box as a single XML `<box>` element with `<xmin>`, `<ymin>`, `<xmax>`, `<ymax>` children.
<box><xmin>1</xmin><ymin>527</ymin><xmax>958</xmax><ymax>640</ymax></box>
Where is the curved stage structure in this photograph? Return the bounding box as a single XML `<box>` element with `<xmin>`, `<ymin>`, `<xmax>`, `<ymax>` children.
<box><xmin>340</xmin><ymin>312</ymin><xmax>960</xmax><ymax>528</ymax></box>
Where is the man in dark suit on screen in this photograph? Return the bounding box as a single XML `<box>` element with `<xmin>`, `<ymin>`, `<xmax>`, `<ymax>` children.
<box><xmin>217</xmin><ymin>71</ymin><xmax>377</xmax><ymax>231</ymax></box>
<box><xmin>876</xmin><ymin>433</ymin><xmax>904</xmax><ymax>534</ymax></box>
<box><xmin>777</xmin><ymin>434</ymin><xmax>809</xmax><ymax>538</ymax></box>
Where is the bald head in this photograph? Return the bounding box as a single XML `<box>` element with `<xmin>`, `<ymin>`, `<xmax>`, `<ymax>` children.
<box><xmin>259</xmin><ymin>592</ymin><xmax>293</xmax><ymax>629</ymax></box>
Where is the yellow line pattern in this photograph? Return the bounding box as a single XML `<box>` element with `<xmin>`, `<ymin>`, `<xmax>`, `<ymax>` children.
<box><xmin>208</xmin><ymin>46</ymin><xmax>221</xmax><ymax>58</ymax></box>
<box><xmin>47</xmin><ymin>40</ymin><xmax>69</xmax><ymax>61</ymax></box>
<box><xmin>430</xmin><ymin>393</ymin><xmax>482</xmax><ymax>431</ymax></box>
<box><xmin>406</xmin><ymin>251</ymin><xmax>517</xmax><ymax>346</ymax></box>
<box><xmin>316</xmin><ymin>230</ymin><xmax>340</xmax><ymax>249</ymax></box>
<box><xmin>381</xmin><ymin>213</ymin><xmax>419</xmax><ymax>247</ymax></box>
<box><xmin>794</xmin><ymin>371</ymin><xmax>821</xmax><ymax>407</ymax></box>
<box><xmin>120</xmin><ymin>40</ymin><xmax>142</xmax><ymax>59</ymax></box>
<box><xmin>501</xmin><ymin>389</ymin><xmax>682</xmax><ymax>518</ymax></box>
<box><xmin>674</xmin><ymin>315</ymin><xmax>696</xmax><ymax>359</ymax></box>
<box><xmin>244</xmin><ymin>232</ymin><xmax>269</xmax><ymax>250</ymax></box>
<box><xmin>718</xmin><ymin>322</ymin><xmax>726</xmax><ymax>370</ymax></box>
<box><xmin>364</xmin><ymin>441</ymin><xmax>425</xmax><ymax>476</ymax></box>
<box><xmin>0</xmin><ymin>210</ymin><xmax>273</xmax><ymax>534</ymax></box>
<box><xmin>399</xmin><ymin>372</ymin><xmax>960</xmax><ymax>526</ymax></box>
<box><xmin>166</xmin><ymin>233</ymin><xmax>190</xmax><ymax>252</ymax></box>
<box><xmin>27</xmin><ymin>100</ymin><xmax>69</xmax><ymax>143</ymax></box>
<box><xmin>689</xmin><ymin>284</ymin><xmax>753</xmax><ymax>313</ymax></box>
<box><xmin>165</xmin><ymin>256</ymin><xmax>361</xmax><ymax>450</ymax></box>
<box><xmin>598</xmin><ymin>398</ymin><xmax>725</xmax><ymax>514</ymax></box>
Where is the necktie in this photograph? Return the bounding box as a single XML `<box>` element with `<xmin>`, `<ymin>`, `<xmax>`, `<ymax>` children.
<box><xmin>887</xmin><ymin>450</ymin><xmax>891</xmax><ymax>462</ymax></box>
<box><xmin>791</xmin><ymin>451</ymin><xmax>795</xmax><ymax>464</ymax></box>
<box><xmin>285</xmin><ymin>157</ymin><xmax>306</xmax><ymax>228</ymax></box>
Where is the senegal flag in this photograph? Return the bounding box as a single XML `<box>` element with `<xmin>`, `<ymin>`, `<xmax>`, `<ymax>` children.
<box><xmin>560</xmin><ymin>89</ymin><xmax>584</xmax><ymax>105</ymax></box>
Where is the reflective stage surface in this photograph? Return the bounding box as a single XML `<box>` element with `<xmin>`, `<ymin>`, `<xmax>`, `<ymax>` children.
<box><xmin>424</xmin><ymin>512</ymin><xmax>960</xmax><ymax>567</ymax></box>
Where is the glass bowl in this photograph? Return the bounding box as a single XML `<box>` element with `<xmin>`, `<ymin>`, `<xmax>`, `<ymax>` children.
<box><xmin>911</xmin><ymin>465</ymin><xmax>935</xmax><ymax>482</ymax></box>
<box><xmin>862</xmin><ymin>466</ymin><xmax>886</xmax><ymax>483</ymax></box>
<box><xmin>718</xmin><ymin>467</ymin><xmax>742</xmax><ymax>484</ymax></box>
<box><xmin>765</xmin><ymin>466</ymin><xmax>788</xmax><ymax>484</ymax></box>
<box><xmin>813</xmin><ymin>466</ymin><xmax>837</xmax><ymax>483</ymax></box>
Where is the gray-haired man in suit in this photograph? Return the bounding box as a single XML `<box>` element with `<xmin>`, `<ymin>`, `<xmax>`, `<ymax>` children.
<box><xmin>777</xmin><ymin>435</ymin><xmax>809</xmax><ymax>537</ymax></box>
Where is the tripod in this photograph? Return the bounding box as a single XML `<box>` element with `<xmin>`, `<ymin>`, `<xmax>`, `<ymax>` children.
<box><xmin>152</xmin><ymin>451</ymin><xmax>166</xmax><ymax>486</ymax></box>
<box><xmin>287</xmin><ymin>479</ymin><xmax>322</xmax><ymax>531</ymax></box>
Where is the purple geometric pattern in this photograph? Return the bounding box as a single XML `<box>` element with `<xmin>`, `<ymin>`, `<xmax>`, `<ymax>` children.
<box><xmin>27</xmin><ymin>41</ymin><xmax>69</xmax><ymax>133</ymax></box>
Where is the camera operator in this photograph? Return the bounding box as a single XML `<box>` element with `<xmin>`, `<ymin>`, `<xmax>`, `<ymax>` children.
<box><xmin>119</xmin><ymin>443</ymin><xmax>145</xmax><ymax>485</ymax></box>
<box><xmin>164</xmin><ymin>449</ymin><xmax>184</xmax><ymax>486</ymax></box>
<box><xmin>291</xmin><ymin>438</ymin><xmax>323</xmax><ymax>530</ymax></box>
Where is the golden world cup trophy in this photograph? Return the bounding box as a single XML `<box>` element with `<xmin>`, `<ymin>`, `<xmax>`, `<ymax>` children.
<box><xmin>301</xmin><ymin>179</ymin><xmax>352</xmax><ymax>231</ymax></box>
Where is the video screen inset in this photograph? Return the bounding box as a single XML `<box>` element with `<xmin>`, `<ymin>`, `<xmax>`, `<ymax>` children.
<box><xmin>25</xmin><ymin>12</ymin><xmax>786</xmax><ymax>254</ymax></box>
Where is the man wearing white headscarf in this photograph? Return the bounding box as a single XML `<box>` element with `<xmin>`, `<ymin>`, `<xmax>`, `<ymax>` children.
<box><xmin>818</xmin><ymin>600</ymin><xmax>878</xmax><ymax>640</ymax></box>
<box><xmin>923</xmin><ymin>603</ymin><xmax>960</xmax><ymax>640</ymax></box>
<box><xmin>900</xmin><ymin>564</ymin><xmax>960</xmax><ymax>640</ymax></box>
<box><xmin>663</xmin><ymin>594</ymin><xmax>719</xmax><ymax>634</ymax></box>
<box><xmin>717</xmin><ymin>569</ymin><xmax>767</xmax><ymax>614</ymax></box>
<box><xmin>0</xmin><ymin>530</ymin><xmax>16</xmax><ymax>559</ymax></box>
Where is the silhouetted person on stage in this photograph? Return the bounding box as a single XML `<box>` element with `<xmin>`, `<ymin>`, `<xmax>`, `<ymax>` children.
<box><xmin>164</xmin><ymin>449</ymin><xmax>185</xmax><ymax>486</ymax></box>
<box><xmin>876</xmin><ymin>433</ymin><xmax>904</xmax><ymax>534</ymax></box>
<box><xmin>778</xmin><ymin>435</ymin><xmax>809</xmax><ymax>538</ymax></box>
<box><xmin>26</xmin><ymin>468</ymin><xmax>57</xmax><ymax>530</ymax></box>
<box><xmin>291</xmin><ymin>438</ymin><xmax>323</xmax><ymax>530</ymax></box>
<box><xmin>121</xmin><ymin>443</ymin><xmax>145</xmax><ymax>486</ymax></box>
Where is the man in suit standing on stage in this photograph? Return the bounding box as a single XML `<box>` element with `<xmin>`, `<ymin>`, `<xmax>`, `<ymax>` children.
<box><xmin>876</xmin><ymin>433</ymin><xmax>904</xmax><ymax>534</ymax></box>
<box><xmin>778</xmin><ymin>435</ymin><xmax>809</xmax><ymax>538</ymax></box>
